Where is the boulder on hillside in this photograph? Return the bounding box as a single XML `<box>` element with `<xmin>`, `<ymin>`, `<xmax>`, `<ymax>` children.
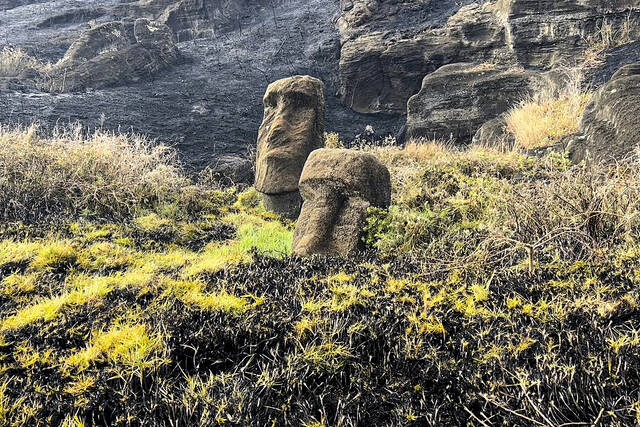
<box><xmin>207</xmin><ymin>155</ymin><xmax>254</xmax><ymax>186</ymax></box>
<box><xmin>58</xmin><ymin>21</ymin><xmax>133</xmax><ymax>65</ymax></box>
<box><xmin>406</xmin><ymin>63</ymin><xmax>538</xmax><ymax>143</ymax></box>
<box><xmin>472</xmin><ymin>115</ymin><xmax>515</xmax><ymax>150</ymax></box>
<box><xmin>255</xmin><ymin>75</ymin><xmax>325</xmax><ymax>218</ymax></box>
<box><xmin>292</xmin><ymin>149</ymin><xmax>391</xmax><ymax>257</ymax></box>
<box><xmin>119</xmin><ymin>0</ymin><xmax>270</xmax><ymax>41</ymax></box>
<box><xmin>159</xmin><ymin>0</ymin><xmax>216</xmax><ymax>41</ymax></box>
<box><xmin>44</xmin><ymin>19</ymin><xmax>179</xmax><ymax>93</ymax></box>
<box><xmin>568</xmin><ymin>63</ymin><xmax>640</xmax><ymax>162</ymax></box>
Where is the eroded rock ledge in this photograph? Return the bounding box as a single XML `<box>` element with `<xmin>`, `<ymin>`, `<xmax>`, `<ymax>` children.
<box><xmin>43</xmin><ymin>19</ymin><xmax>180</xmax><ymax>93</ymax></box>
<box><xmin>337</xmin><ymin>0</ymin><xmax>640</xmax><ymax>116</ymax></box>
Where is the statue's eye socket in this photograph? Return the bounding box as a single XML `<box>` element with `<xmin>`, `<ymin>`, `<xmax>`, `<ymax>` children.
<box><xmin>265</xmin><ymin>94</ymin><xmax>278</xmax><ymax>108</ymax></box>
<box><xmin>284</xmin><ymin>92</ymin><xmax>312</xmax><ymax>107</ymax></box>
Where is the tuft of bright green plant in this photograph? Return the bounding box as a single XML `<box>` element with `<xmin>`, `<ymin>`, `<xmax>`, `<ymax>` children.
<box><xmin>298</xmin><ymin>342</ymin><xmax>352</xmax><ymax>373</ymax></box>
<box><xmin>29</xmin><ymin>241</ymin><xmax>78</xmax><ymax>272</ymax></box>
<box><xmin>0</xmin><ymin>240</ymin><xmax>42</xmax><ymax>267</ymax></box>
<box><xmin>66</xmin><ymin>322</ymin><xmax>165</xmax><ymax>374</ymax></box>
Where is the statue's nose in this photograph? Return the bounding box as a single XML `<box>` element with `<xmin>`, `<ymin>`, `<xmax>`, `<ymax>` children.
<box><xmin>264</xmin><ymin>116</ymin><xmax>291</xmax><ymax>144</ymax></box>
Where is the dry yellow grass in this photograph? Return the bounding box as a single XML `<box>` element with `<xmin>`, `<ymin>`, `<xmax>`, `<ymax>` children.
<box><xmin>506</xmin><ymin>71</ymin><xmax>592</xmax><ymax>150</ymax></box>
<box><xmin>507</xmin><ymin>93</ymin><xmax>592</xmax><ymax>149</ymax></box>
<box><xmin>0</xmin><ymin>47</ymin><xmax>42</xmax><ymax>77</ymax></box>
<box><xmin>0</xmin><ymin>125</ymin><xmax>187</xmax><ymax>220</ymax></box>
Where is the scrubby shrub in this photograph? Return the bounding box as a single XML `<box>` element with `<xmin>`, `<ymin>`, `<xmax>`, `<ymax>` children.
<box><xmin>0</xmin><ymin>125</ymin><xmax>188</xmax><ymax>221</ymax></box>
<box><xmin>324</xmin><ymin>132</ymin><xmax>345</xmax><ymax>149</ymax></box>
<box><xmin>367</xmin><ymin>140</ymin><xmax>640</xmax><ymax>278</ymax></box>
<box><xmin>0</xmin><ymin>47</ymin><xmax>43</xmax><ymax>78</ymax></box>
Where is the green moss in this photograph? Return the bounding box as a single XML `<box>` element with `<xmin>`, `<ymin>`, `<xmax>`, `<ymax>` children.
<box><xmin>162</xmin><ymin>279</ymin><xmax>254</xmax><ymax>314</ymax></box>
<box><xmin>1</xmin><ymin>272</ymin><xmax>38</xmax><ymax>295</ymax></box>
<box><xmin>134</xmin><ymin>213</ymin><xmax>173</xmax><ymax>233</ymax></box>
<box><xmin>77</xmin><ymin>242</ymin><xmax>136</xmax><ymax>272</ymax></box>
<box><xmin>299</xmin><ymin>342</ymin><xmax>352</xmax><ymax>372</ymax></box>
<box><xmin>233</xmin><ymin>187</ymin><xmax>264</xmax><ymax>212</ymax></box>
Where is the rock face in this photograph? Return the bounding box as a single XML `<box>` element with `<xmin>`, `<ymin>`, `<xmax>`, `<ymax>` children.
<box><xmin>338</xmin><ymin>1</ymin><xmax>511</xmax><ymax>114</ymax></box>
<box><xmin>1</xmin><ymin>0</ymin><xmax>402</xmax><ymax>170</ymax></box>
<box><xmin>3</xmin><ymin>0</ymin><xmax>640</xmax><ymax>170</ymax></box>
<box><xmin>158</xmin><ymin>0</ymin><xmax>267</xmax><ymax>42</ymax></box>
<box><xmin>255</xmin><ymin>75</ymin><xmax>325</xmax><ymax>218</ymax></box>
<box><xmin>45</xmin><ymin>19</ymin><xmax>179</xmax><ymax>93</ymax></box>
<box><xmin>337</xmin><ymin>0</ymin><xmax>640</xmax><ymax>115</ymax></box>
<box><xmin>406</xmin><ymin>63</ymin><xmax>537</xmax><ymax>142</ymax></box>
<box><xmin>568</xmin><ymin>63</ymin><xmax>640</xmax><ymax>162</ymax></box>
<box><xmin>507</xmin><ymin>0</ymin><xmax>640</xmax><ymax>68</ymax></box>
<box><xmin>293</xmin><ymin>149</ymin><xmax>391</xmax><ymax>257</ymax></box>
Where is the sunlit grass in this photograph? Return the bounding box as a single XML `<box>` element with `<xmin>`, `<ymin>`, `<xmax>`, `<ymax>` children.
<box><xmin>66</xmin><ymin>322</ymin><xmax>165</xmax><ymax>373</ymax></box>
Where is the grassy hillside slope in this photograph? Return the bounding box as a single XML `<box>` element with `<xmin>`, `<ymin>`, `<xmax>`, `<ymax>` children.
<box><xmin>1</xmin><ymin>121</ymin><xmax>640</xmax><ymax>426</ymax></box>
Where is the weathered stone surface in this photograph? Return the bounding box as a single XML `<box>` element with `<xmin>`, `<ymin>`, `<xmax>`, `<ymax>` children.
<box><xmin>118</xmin><ymin>0</ymin><xmax>271</xmax><ymax>41</ymax></box>
<box><xmin>255</xmin><ymin>75</ymin><xmax>325</xmax><ymax>201</ymax></box>
<box><xmin>44</xmin><ymin>18</ymin><xmax>179</xmax><ymax>93</ymax></box>
<box><xmin>0</xmin><ymin>0</ymin><xmax>44</xmax><ymax>11</ymax></box>
<box><xmin>4</xmin><ymin>0</ymin><xmax>640</xmax><ymax>170</ymax></box>
<box><xmin>338</xmin><ymin>1</ymin><xmax>512</xmax><ymax>114</ymax></box>
<box><xmin>58</xmin><ymin>21</ymin><xmax>133</xmax><ymax>65</ymax></box>
<box><xmin>568</xmin><ymin>62</ymin><xmax>640</xmax><ymax>162</ymax></box>
<box><xmin>207</xmin><ymin>154</ymin><xmax>254</xmax><ymax>186</ymax></box>
<box><xmin>338</xmin><ymin>0</ymin><xmax>640</xmax><ymax>115</ymax></box>
<box><xmin>158</xmin><ymin>0</ymin><xmax>265</xmax><ymax>41</ymax></box>
<box><xmin>406</xmin><ymin>63</ymin><xmax>537</xmax><ymax>143</ymax></box>
<box><xmin>1</xmin><ymin>0</ymin><xmax>402</xmax><ymax>170</ymax></box>
<box><xmin>507</xmin><ymin>0</ymin><xmax>640</xmax><ymax>68</ymax></box>
<box><xmin>262</xmin><ymin>191</ymin><xmax>303</xmax><ymax>220</ymax></box>
<box><xmin>293</xmin><ymin>149</ymin><xmax>391</xmax><ymax>257</ymax></box>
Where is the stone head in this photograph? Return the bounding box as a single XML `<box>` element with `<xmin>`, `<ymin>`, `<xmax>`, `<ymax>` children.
<box><xmin>255</xmin><ymin>75</ymin><xmax>325</xmax><ymax>195</ymax></box>
<box><xmin>292</xmin><ymin>149</ymin><xmax>391</xmax><ymax>257</ymax></box>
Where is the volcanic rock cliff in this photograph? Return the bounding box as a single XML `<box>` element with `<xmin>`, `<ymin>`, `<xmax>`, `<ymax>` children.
<box><xmin>2</xmin><ymin>0</ymin><xmax>640</xmax><ymax>169</ymax></box>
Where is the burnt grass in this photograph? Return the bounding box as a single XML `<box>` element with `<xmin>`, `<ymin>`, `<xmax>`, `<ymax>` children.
<box><xmin>1</xmin><ymin>249</ymin><xmax>640</xmax><ymax>426</ymax></box>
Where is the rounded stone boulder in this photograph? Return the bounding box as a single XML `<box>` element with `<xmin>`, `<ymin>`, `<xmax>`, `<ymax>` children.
<box><xmin>568</xmin><ymin>62</ymin><xmax>640</xmax><ymax>163</ymax></box>
<box><xmin>292</xmin><ymin>149</ymin><xmax>391</xmax><ymax>257</ymax></box>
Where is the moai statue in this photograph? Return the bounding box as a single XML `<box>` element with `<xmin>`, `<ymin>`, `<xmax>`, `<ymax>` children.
<box><xmin>255</xmin><ymin>75</ymin><xmax>325</xmax><ymax>218</ymax></box>
<box><xmin>292</xmin><ymin>149</ymin><xmax>391</xmax><ymax>257</ymax></box>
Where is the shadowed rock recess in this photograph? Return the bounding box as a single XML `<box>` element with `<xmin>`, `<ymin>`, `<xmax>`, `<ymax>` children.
<box><xmin>568</xmin><ymin>62</ymin><xmax>640</xmax><ymax>162</ymax></box>
<box><xmin>406</xmin><ymin>63</ymin><xmax>539</xmax><ymax>142</ymax></box>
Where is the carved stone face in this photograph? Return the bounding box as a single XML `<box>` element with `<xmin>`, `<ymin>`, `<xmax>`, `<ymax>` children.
<box><xmin>292</xmin><ymin>149</ymin><xmax>391</xmax><ymax>257</ymax></box>
<box><xmin>255</xmin><ymin>76</ymin><xmax>324</xmax><ymax>195</ymax></box>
